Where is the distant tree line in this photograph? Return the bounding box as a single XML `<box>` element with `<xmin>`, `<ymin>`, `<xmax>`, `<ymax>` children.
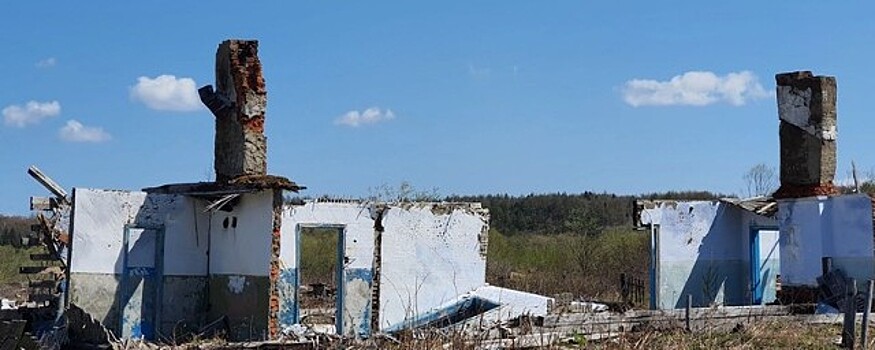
<box><xmin>447</xmin><ymin>190</ymin><xmax>726</xmax><ymax>236</ymax></box>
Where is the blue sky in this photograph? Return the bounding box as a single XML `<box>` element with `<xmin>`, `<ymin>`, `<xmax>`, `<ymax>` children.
<box><xmin>1</xmin><ymin>2</ymin><xmax>873</xmax><ymax>214</ymax></box>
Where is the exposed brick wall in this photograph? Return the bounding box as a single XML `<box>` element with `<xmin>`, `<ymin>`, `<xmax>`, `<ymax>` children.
<box><xmin>200</xmin><ymin>40</ymin><xmax>268</xmax><ymax>182</ymax></box>
<box><xmin>268</xmin><ymin>189</ymin><xmax>283</xmax><ymax>338</ymax></box>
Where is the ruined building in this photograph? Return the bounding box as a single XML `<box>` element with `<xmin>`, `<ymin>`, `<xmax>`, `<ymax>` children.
<box><xmin>27</xmin><ymin>40</ymin><xmax>549</xmax><ymax>343</ymax></box>
<box><xmin>635</xmin><ymin>71</ymin><xmax>874</xmax><ymax>309</ymax></box>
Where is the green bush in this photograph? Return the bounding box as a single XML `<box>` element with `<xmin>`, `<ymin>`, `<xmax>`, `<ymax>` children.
<box><xmin>299</xmin><ymin>227</ymin><xmax>340</xmax><ymax>285</ymax></box>
<box><xmin>486</xmin><ymin>227</ymin><xmax>649</xmax><ymax>302</ymax></box>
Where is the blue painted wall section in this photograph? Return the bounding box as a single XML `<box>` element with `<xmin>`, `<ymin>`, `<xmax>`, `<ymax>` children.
<box><xmin>277</xmin><ymin>268</ymin><xmax>298</xmax><ymax>330</ymax></box>
<box><xmin>640</xmin><ymin>201</ymin><xmax>777</xmax><ymax>309</ymax></box>
<box><xmin>343</xmin><ymin>268</ymin><xmax>373</xmax><ymax>337</ymax></box>
<box><xmin>120</xmin><ymin>226</ymin><xmax>164</xmax><ymax>340</ymax></box>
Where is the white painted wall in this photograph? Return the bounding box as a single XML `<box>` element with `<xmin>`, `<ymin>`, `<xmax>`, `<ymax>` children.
<box><xmin>777</xmin><ymin>194</ymin><xmax>874</xmax><ymax>286</ymax></box>
<box><xmin>280</xmin><ymin>201</ymin><xmax>377</xmax><ymax>272</ymax></box>
<box><xmin>71</xmin><ymin>188</ymin><xmax>209</xmax><ymax>275</ymax></box>
<box><xmin>379</xmin><ymin>204</ymin><xmax>489</xmax><ymax>330</ymax></box>
<box><xmin>207</xmin><ymin>190</ymin><xmax>274</xmax><ymax>276</ymax></box>
<box><xmin>640</xmin><ymin>201</ymin><xmax>747</xmax><ymax>262</ymax></box>
<box><xmin>281</xmin><ymin>201</ymin><xmax>491</xmax><ymax>333</ymax></box>
<box><xmin>471</xmin><ymin>285</ymin><xmax>551</xmax><ymax>323</ymax></box>
<box><xmin>639</xmin><ymin>201</ymin><xmax>778</xmax><ymax>308</ymax></box>
<box><xmin>281</xmin><ymin>200</ymin><xmax>378</xmax><ymax>336</ymax></box>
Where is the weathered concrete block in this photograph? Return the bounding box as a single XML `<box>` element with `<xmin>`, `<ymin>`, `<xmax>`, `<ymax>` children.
<box><xmin>201</xmin><ymin>40</ymin><xmax>268</xmax><ymax>182</ymax></box>
<box><xmin>775</xmin><ymin>71</ymin><xmax>837</xmax><ymax>195</ymax></box>
<box><xmin>208</xmin><ymin>274</ymin><xmax>270</xmax><ymax>341</ymax></box>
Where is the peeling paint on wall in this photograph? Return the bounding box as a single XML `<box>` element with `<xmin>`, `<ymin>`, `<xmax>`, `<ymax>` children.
<box><xmin>277</xmin><ymin>268</ymin><xmax>297</xmax><ymax>330</ymax></box>
<box><xmin>640</xmin><ymin>200</ymin><xmax>777</xmax><ymax>309</ymax></box>
<box><xmin>69</xmin><ymin>188</ymin><xmax>277</xmax><ymax>341</ymax></box>
<box><xmin>280</xmin><ymin>201</ymin><xmax>491</xmax><ymax>336</ymax></box>
<box><xmin>378</xmin><ymin>203</ymin><xmax>489</xmax><ymax>331</ymax></box>
<box><xmin>344</xmin><ymin>268</ymin><xmax>373</xmax><ymax>337</ymax></box>
<box><xmin>280</xmin><ymin>201</ymin><xmax>376</xmax><ymax>336</ymax></box>
<box><xmin>228</xmin><ymin>275</ymin><xmax>247</xmax><ymax>294</ymax></box>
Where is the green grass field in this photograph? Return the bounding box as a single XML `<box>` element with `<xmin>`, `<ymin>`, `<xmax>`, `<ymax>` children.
<box><xmin>486</xmin><ymin>227</ymin><xmax>649</xmax><ymax>301</ymax></box>
<box><xmin>0</xmin><ymin>245</ymin><xmax>45</xmax><ymax>299</ymax></box>
<box><xmin>0</xmin><ymin>245</ymin><xmax>43</xmax><ymax>284</ymax></box>
<box><xmin>296</xmin><ymin>225</ymin><xmax>650</xmax><ymax>304</ymax></box>
<box><xmin>299</xmin><ymin>227</ymin><xmax>341</xmax><ymax>286</ymax></box>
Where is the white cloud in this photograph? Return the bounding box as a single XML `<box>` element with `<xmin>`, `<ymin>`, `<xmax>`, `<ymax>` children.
<box><xmin>59</xmin><ymin>120</ymin><xmax>111</xmax><ymax>143</ymax></box>
<box><xmin>2</xmin><ymin>100</ymin><xmax>61</xmax><ymax>127</ymax></box>
<box><xmin>334</xmin><ymin>107</ymin><xmax>396</xmax><ymax>127</ymax></box>
<box><xmin>130</xmin><ymin>75</ymin><xmax>201</xmax><ymax>112</ymax></box>
<box><xmin>35</xmin><ymin>57</ymin><xmax>57</xmax><ymax>68</ymax></box>
<box><xmin>622</xmin><ymin>70</ymin><xmax>769</xmax><ymax>107</ymax></box>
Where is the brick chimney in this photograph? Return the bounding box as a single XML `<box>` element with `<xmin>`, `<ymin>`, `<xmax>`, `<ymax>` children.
<box><xmin>773</xmin><ymin>71</ymin><xmax>839</xmax><ymax>198</ymax></box>
<box><xmin>199</xmin><ymin>40</ymin><xmax>267</xmax><ymax>183</ymax></box>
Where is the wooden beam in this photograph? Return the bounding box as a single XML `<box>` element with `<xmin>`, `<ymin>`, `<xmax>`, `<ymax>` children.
<box><xmin>29</xmin><ymin>253</ymin><xmax>56</xmax><ymax>261</ymax></box>
<box><xmin>19</xmin><ymin>266</ymin><xmax>50</xmax><ymax>274</ymax></box>
<box><xmin>29</xmin><ymin>197</ymin><xmax>53</xmax><ymax>211</ymax></box>
<box><xmin>27</xmin><ymin>166</ymin><xmax>68</xmax><ymax>202</ymax></box>
<box><xmin>28</xmin><ymin>280</ymin><xmax>57</xmax><ymax>289</ymax></box>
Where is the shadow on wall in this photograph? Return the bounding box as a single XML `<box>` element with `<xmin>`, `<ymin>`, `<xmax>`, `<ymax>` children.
<box><xmin>673</xmin><ymin>205</ymin><xmax>747</xmax><ymax>308</ymax></box>
<box><xmin>105</xmin><ymin>194</ymin><xmax>167</xmax><ymax>340</ymax></box>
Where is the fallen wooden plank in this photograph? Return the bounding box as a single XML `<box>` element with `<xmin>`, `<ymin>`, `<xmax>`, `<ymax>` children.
<box><xmin>27</xmin><ymin>166</ymin><xmax>68</xmax><ymax>202</ymax></box>
<box><xmin>29</xmin><ymin>253</ymin><xmax>56</xmax><ymax>261</ymax></box>
<box><xmin>28</xmin><ymin>280</ymin><xmax>57</xmax><ymax>289</ymax></box>
<box><xmin>18</xmin><ymin>266</ymin><xmax>50</xmax><ymax>274</ymax></box>
<box><xmin>544</xmin><ymin>305</ymin><xmax>795</xmax><ymax>327</ymax></box>
<box><xmin>29</xmin><ymin>197</ymin><xmax>54</xmax><ymax>211</ymax></box>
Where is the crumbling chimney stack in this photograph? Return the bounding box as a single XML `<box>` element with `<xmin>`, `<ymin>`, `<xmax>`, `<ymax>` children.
<box><xmin>199</xmin><ymin>40</ymin><xmax>267</xmax><ymax>183</ymax></box>
<box><xmin>774</xmin><ymin>71</ymin><xmax>839</xmax><ymax>198</ymax></box>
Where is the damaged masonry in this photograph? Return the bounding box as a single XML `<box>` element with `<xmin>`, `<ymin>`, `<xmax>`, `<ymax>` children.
<box><xmin>17</xmin><ymin>39</ymin><xmax>552</xmax><ymax>345</ymax></box>
<box><xmin>635</xmin><ymin>71</ymin><xmax>875</xmax><ymax>310</ymax></box>
<box><xmin>12</xmin><ymin>43</ymin><xmax>875</xmax><ymax>348</ymax></box>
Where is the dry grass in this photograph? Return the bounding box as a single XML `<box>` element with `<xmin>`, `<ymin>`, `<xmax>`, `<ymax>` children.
<box><xmin>364</xmin><ymin>321</ymin><xmax>845</xmax><ymax>349</ymax></box>
<box><xmin>592</xmin><ymin>321</ymin><xmax>843</xmax><ymax>350</ymax></box>
<box><xmin>106</xmin><ymin>318</ymin><xmax>856</xmax><ymax>349</ymax></box>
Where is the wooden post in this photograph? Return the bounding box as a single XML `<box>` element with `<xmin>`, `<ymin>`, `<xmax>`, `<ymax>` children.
<box><xmin>620</xmin><ymin>273</ymin><xmax>627</xmax><ymax>302</ymax></box>
<box><xmin>685</xmin><ymin>294</ymin><xmax>692</xmax><ymax>332</ymax></box>
<box><xmin>844</xmin><ymin>278</ymin><xmax>858</xmax><ymax>349</ymax></box>
<box><xmin>862</xmin><ymin>280</ymin><xmax>874</xmax><ymax>349</ymax></box>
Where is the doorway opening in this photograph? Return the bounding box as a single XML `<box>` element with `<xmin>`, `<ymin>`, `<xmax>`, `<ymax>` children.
<box><xmin>297</xmin><ymin>225</ymin><xmax>344</xmax><ymax>334</ymax></box>
<box><xmin>749</xmin><ymin>227</ymin><xmax>780</xmax><ymax>305</ymax></box>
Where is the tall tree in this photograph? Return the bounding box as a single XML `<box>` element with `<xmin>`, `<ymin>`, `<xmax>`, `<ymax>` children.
<box><xmin>744</xmin><ymin>163</ymin><xmax>777</xmax><ymax>197</ymax></box>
